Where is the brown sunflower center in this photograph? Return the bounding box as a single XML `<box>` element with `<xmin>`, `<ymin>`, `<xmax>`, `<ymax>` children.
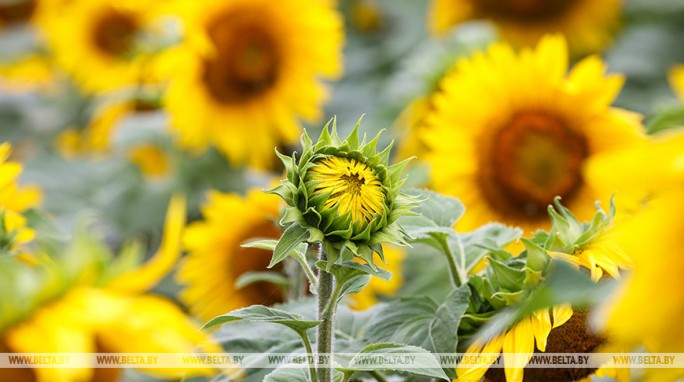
<box><xmin>92</xmin><ymin>10</ymin><xmax>138</xmax><ymax>57</ymax></box>
<box><xmin>232</xmin><ymin>220</ymin><xmax>284</xmax><ymax>306</ymax></box>
<box><xmin>474</xmin><ymin>0</ymin><xmax>577</xmax><ymax>21</ymax></box>
<box><xmin>479</xmin><ymin>112</ymin><xmax>588</xmax><ymax>219</ymax></box>
<box><xmin>202</xmin><ymin>10</ymin><xmax>280</xmax><ymax>104</ymax></box>
<box><xmin>0</xmin><ymin>0</ymin><xmax>35</xmax><ymax>26</ymax></box>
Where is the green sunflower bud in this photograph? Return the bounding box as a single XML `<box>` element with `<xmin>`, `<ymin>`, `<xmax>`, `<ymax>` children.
<box><xmin>268</xmin><ymin>117</ymin><xmax>418</xmax><ymax>269</ymax></box>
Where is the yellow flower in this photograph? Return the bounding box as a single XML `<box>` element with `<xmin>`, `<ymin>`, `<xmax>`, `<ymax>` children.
<box><xmin>669</xmin><ymin>64</ymin><xmax>684</xmax><ymax>102</ymax></box>
<box><xmin>586</xmin><ymin>131</ymin><xmax>684</xmax><ymax>380</ymax></box>
<box><xmin>178</xmin><ymin>189</ymin><xmax>284</xmax><ymax>322</ymax></box>
<box><xmin>127</xmin><ymin>144</ymin><xmax>170</xmax><ymax>177</ymax></box>
<box><xmin>307</xmin><ymin>156</ymin><xmax>386</xmax><ymax>226</ymax></box>
<box><xmin>0</xmin><ymin>288</ymin><xmax>219</xmax><ymax>382</ymax></box>
<box><xmin>549</xmin><ymin>235</ymin><xmax>631</xmax><ymax>282</ymax></box>
<box><xmin>457</xmin><ymin>305</ymin><xmax>573</xmax><ymax>382</ymax></box>
<box><xmin>0</xmin><ymin>0</ymin><xmax>37</xmax><ymax>30</ymax></box>
<box><xmin>0</xmin><ymin>196</ymin><xmax>229</xmax><ymax>382</ymax></box>
<box><xmin>0</xmin><ymin>54</ymin><xmax>56</xmax><ymax>93</ymax></box>
<box><xmin>428</xmin><ymin>0</ymin><xmax>622</xmax><ymax>56</ymax></box>
<box><xmin>588</xmin><ymin>131</ymin><xmax>684</xmax><ymax>351</ymax></box>
<box><xmin>350</xmin><ymin>246</ymin><xmax>404</xmax><ymax>310</ymax></box>
<box><xmin>1</xmin><ymin>142</ymin><xmax>41</xmax><ymax>254</ymax></box>
<box><xmin>35</xmin><ymin>0</ymin><xmax>169</xmax><ymax>93</ymax></box>
<box><xmin>420</xmin><ymin>35</ymin><xmax>644</xmax><ymax>234</ymax></box>
<box><xmin>165</xmin><ymin>0</ymin><xmax>343</xmax><ymax>169</ymax></box>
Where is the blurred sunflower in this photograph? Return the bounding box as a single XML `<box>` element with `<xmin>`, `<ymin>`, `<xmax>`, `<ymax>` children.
<box><xmin>588</xmin><ymin>132</ymin><xmax>684</xmax><ymax>379</ymax></box>
<box><xmin>421</xmin><ymin>35</ymin><xmax>644</xmax><ymax>234</ymax></box>
<box><xmin>349</xmin><ymin>246</ymin><xmax>405</xmax><ymax>310</ymax></box>
<box><xmin>0</xmin><ymin>0</ymin><xmax>37</xmax><ymax>30</ymax></box>
<box><xmin>0</xmin><ymin>196</ymin><xmax>228</xmax><ymax>382</ymax></box>
<box><xmin>0</xmin><ymin>143</ymin><xmax>42</xmax><ymax>255</ymax></box>
<box><xmin>178</xmin><ymin>189</ymin><xmax>284</xmax><ymax>322</ymax></box>
<box><xmin>35</xmin><ymin>0</ymin><xmax>170</xmax><ymax>93</ymax></box>
<box><xmin>669</xmin><ymin>64</ymin><xmax>684</xmax><ymax>101</ymax></box>
<box><xmin>428</xmin><ymin>0</ymin><xmax>621</xmax><ymax>56</ymax></box>
<box><xmin>165</xmin><ymin>0</ymin><xmax>343</xmax><ymax>169</ymax></box>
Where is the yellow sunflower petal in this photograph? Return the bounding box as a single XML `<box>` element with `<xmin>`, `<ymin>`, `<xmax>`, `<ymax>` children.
<box><xmin>107</xmin><ymin>195</ymin><xmax>186</xmax><ymax>293</ymax></box>
<box><xmin>502</xmin><ymin>317</ymin><xmax>535</xmax><ymax>382</ymax></box>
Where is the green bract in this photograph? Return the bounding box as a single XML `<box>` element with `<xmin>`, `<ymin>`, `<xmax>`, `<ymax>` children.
<box><xmin>268</xmin><ymin>117</ymin><xmax>418</xmax><ymax>269</ymax></box>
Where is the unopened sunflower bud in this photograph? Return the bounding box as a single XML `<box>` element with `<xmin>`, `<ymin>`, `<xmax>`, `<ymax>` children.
<box><xmin>268</xmin><ymin>117</ymin><xmax>418</xmax><ymax>268</ymax></box>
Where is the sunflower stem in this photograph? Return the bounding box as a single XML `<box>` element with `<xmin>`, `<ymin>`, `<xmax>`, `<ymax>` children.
<box><xmin>315</xmin><ymin>243</ymin><xmax>336</xmax><ymax>382</ymax></box>
<box><xmin>437</xmin><ymin>235</ymin><xmax>465</xmax><ymax>287</ymax></box>
<box><xmin>298</xmin><ymin>330</ymin><xmax>318</xmax><ymax>382</ymax></box>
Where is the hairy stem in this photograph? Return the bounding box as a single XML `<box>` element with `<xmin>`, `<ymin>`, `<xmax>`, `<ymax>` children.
<box><xmin>315</xmin><ymin>243</ymin><xmax>336</xmax><ymax>382</ymax></box>
<box><xmin>437</xmin><ymin>236</ymin><xmax>464</xmax><ymax>287</ymax></box>
<box><xmin>298</xmin><ymin>331</ymin><xmax>318</xmax><ymax>382</ymax></box>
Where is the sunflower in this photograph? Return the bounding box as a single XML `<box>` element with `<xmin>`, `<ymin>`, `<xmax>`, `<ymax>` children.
<box><xmin>0</xmin><ymin>142</ymin><xmax>41</xmax><ymax>254</ymax></box>
<box><xmin>457</xmin><ymin>305</ymin><xmax>575</xmax><ymax>382</ymax></box>
<box><xmin>669</xmin><ymin>64</ymin><xmax>684</xmax><ymax>102</ymax></box>
<box><xmin>178</xmin><ymin>188</ymin><xmax>285</xmax><ymax>323</ymax></box>
<box><xmin>420</xmin><ymin>35</ymin><xmax>644</xmax><ymax>235</ymax></box>
<box><xmin>587</xmin><ymin>131</ymin><xmax>684</xmax><ymax>379</ymax></box>
<box><xmin>165</xmin><ymin>0</ymin><xmax>343</xmax><ymax>169</ymax></box>
<box><xmin>0</xmin><ymin>196</ymin><xmax>227</xmax><ymax>382</ymax></box>
<box><xmin>0</xmin><ymin>0</ymin><xmax>37</xmax><ymax>30</ymax></box>
<box><xmin>349</xmin><ymin>245</ymin><xmax>405</xmax><ymax>310</ymax></box>
<box><xmin>428</xmin><ymin>0</ymin><xmax>622</xmax><ymax>56</ymax></box>
<box><xmin>35</xmin><ymin>0</ymin><xmax>169</xmax><ymax>93</ymax></box>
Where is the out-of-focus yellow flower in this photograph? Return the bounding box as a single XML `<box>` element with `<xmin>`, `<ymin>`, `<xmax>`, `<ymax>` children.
<box><xmin>588</xmin><ymin>131</ymin><xmax>684</xmax><ymax>380</ymax></box>
<box><xmin>165</xmin><ymin>0</ymin><xmax>343</xmax><ymax>169</ymax></box>
<box><xmin>0</xmin><ymin>142</ymin><xmax>42</xmax><ymax>213</ymax></box>
<box><xmin>350</xmin><ymin>246</ymin><xmax>404</xmax><ymax>310</ymax></box>
<box><xmin>457</xmin><ymin>305</ymin><xmax>574</xmax><ymax>382</ymax></box>
<box><xmin>0</xmin><ymin>0</ymin><xmax>37</xmax><ymax>30</ymax></box>
<box><xmin>0</xmin><ymin>142</ymin><xmax>41</xmax><ymax>254</ymax></box>
<box><xmin>428</xmin><ymin>0</ymin><xmax>622</xmax><ymax>56</ymax></box>
<box><xmin>0</xmin><ymin>55</ymin><xmax>57</xmax><ymax>93</ymax></box>
<box><xmin>394</xmin><ymin>96</ymin><xmax>434</xmax><ymax>160</ymax></box>
<box><xmin>0</xmin><ymin>196</ymin><xmax>229</xmax><ymax>382</ymax></box>
<box><xmin>420</xmin><ymin>35</ymin><xmax>645</xmax><ymax>235</ymax></box>
<box><xmin>669</xmin><ymin>65</ymin><xmax>684</xmax><ymax>102</ymax></box>
<box><xmin>35</xmin><ymin>0</ymin><xmax>170</xmax><ymax>93</ymax></box>
<box><xmin>178</xmin><ymin>189</ymin><xmax>283</xmax><ymax>322</ymax></box>
<box><xmin>127</xmin><ymin>144</ymin><xmax>170</xmax><ymax>177</ymax></box>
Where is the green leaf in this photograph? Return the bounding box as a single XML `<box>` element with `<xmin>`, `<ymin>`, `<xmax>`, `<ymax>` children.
<box><xmin>487</xmin><ymin>258</ymin><xmax>525</xmax><ymax>292</ymax></box>
<box><xmin>271</xmin><ymin>224</ymin><xmax>310</xmax><ymax>268</ymax></box>
<box><xmin>343</xmin><ymin>343</ymin><xmax>449</xmax><ymax>380</ymax></box>
<box><xmin>365</xmin><ymin>285</ymin><xmax>470</xmax><ymax>378</ymax></box>
<box><xmin>202</xmin><ymin>305</ymin><xmax>322</xmax><ymax>334</ymax></box>
<box><xmin>235</xmin><ymin>271</ymin><xmax>291</xmax><ymax>290</ymax></box>
<box><xmin>264</xmin><ymin>364</ymin><xmax>345</xmax><ymax>382</ymax></box>
<box><xmin>338</xmin><ymin>275</ymin><xmax>371</xmax><ymax>299</ymax></box>
<box><xmin>316</xmin><ymin>261</ymin><xmax>392</xmax><ymax>282</ymax></box>
<box><xmin>406</xmin><ymin>189</ymin><xmax>464</xmax><ymax>228</ymax></box>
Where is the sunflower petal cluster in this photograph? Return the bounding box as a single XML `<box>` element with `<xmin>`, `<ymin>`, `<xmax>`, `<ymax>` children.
<box><xmin>269</xmin><ymin>118</ymin><xmax>418</xmax><ymax>268</ymax></box>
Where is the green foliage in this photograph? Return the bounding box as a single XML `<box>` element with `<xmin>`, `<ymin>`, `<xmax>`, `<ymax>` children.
<box><xmin>203</xmin><ymin>305</ymin><xmax>322</xmax><ymax>334</ymax></box>
<box><xmin>341</xmin><ymin>343</ymin><xmax>449</xmax><ymax>381</ymax></box>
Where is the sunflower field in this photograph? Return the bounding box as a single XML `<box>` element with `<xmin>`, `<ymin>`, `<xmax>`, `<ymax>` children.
<box><xmin>1</xmin><ymin>0</ymin><xmax>684</xmax><ymax>381</ymax></box>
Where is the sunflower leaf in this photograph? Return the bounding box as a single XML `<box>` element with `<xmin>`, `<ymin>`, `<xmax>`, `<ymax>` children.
<box><xmin>271</xmin><ymin>224</ymin><xmax>310</xmax><ymax>268</ymax></box>
<box><xmin>202</xmin><ymin>305</ymin><xmax>322</xmax><ymax>334</ymax></box>
<box><xmin>364</xmin><ymin>285</ymin><xmax>470</xmax><ymax>379</ymax></box>
<box><xmin>340</xmin><ymin>343</ymin><xmax>449</xmax><ymax>380</ymax></box>
<box><xmin>235</xmin><ymin>271</ymin><xmax>291</xmax><ymax>290</ymax></box>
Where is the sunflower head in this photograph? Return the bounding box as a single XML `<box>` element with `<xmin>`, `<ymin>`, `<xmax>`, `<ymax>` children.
<box><xmin>269</xmin><ymin>117</ymin><xmax>418</xmax><ymax>268</ymax></box>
